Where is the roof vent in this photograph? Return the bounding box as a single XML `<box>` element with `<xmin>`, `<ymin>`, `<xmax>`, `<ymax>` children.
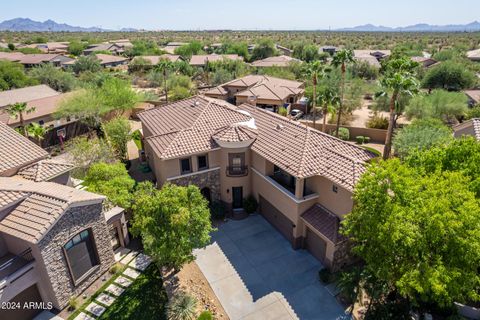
<box><xmin>276</xmin><ymin>124</ymin><xmax>284</xmax><ymax>131</ymax></box>
<box><xmin>192</xmin><ymin>99</ymin><xmax>200</xmax><ymax>107</ymax></box>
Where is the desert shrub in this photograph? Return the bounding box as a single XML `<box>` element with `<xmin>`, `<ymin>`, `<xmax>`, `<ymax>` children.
<box><xmin>197</xmin><ymin>311</ymin><xmax>213</xmax><ymax>320</ymax></box>
<box><xmin>466</xmin><ymin>106</ymin><xmax>480</xmax><ymax>120</ymax></box>
<box><xmin>243</xmin><ymin>196</ymin><xmax>258</xmax><ymax>214</ymax></box>
<box><xmin>167</xmin><ymin>291</ymin><xmax>197</xmax><ymax>320</ymax></box>
<box><xmin>356</xmin><ymin>136</ymin><xmax>365</xmax><ymax>144</ymax></box>
<box><xmin>336</xmin><ymin>127</ymin><xmax>350</xmax><ymax>141</ymax></box>
<box><xmin>68</xmin><ymin>297</ymin><xmax>79</xmax><ymax>311</ymax></box>
<box><xmin>367</xmin><ymin>114</ymin><xmax>389</xmax><ymax>129</ymax></box>
<box><xmin>109</xmin><ymin>262</ymin><xmax>123</xmax><ymax>274</ymax></box>
<box><xmin>278</xmin><ymin>107</ymin><xmax>288</xmax><ymax>116</ymax></box>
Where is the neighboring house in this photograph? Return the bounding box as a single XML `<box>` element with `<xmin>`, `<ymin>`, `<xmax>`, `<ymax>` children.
<box><xmin>26</xmin><ymin>42</ymin><xmax>69</xmax><ymax>54</ymax></box>
<box><xmin>139</xmin><ymin>96</ymin><xmax>376</xmax><ymax>270</ymax></box>
<box><xmin>0</xmin><ymin>85</ymin><xmax>89</xmax><ymax>147</ymax></box>
<box><xmin>162</xmin><ymin>42</ymin><xmax>187</xmax><ymax>54</ymax></box>
<box><xmin>275</xmin><ymin>44</ymin><xmax>293</xmax><ymax>56</ymax></box>
<box><xmin>82</xmin><ymin>40</ymin><xmax>132</xmax><ymax>56</ymax></box>
<box><xmin>189</xmin><ymin>54</ymin><xmax>243</xmax><ymax>67</ymax></box>
<box><xmin>93</xmin><ymin>54</ymin><xmax>129</xmax><ymax>68</ymax></box>
<box><xmin>205</xmin><ymin>75</ymin><xmax>305</xmax><ymax>112</ymax></box>
<box><xmin>0</xmin><ymin>122</ymin><xmax>129</xmax><ymax>319</ymax></box>
<box><xmin>465</xmin><ymin>90</ymin><xmax>480</xmax><ymax>107</ymax></box>
<box><xmin>453</xmin><ymin>118</ymin><xmax>480</xmax><ymax>141</ymax></box>
<box><xmin>251</xmin><ymin>55</ymin><xmax>301</xmax><ymax>68</ymax></box>
<box><xmin>467</xmin><ymin>49</ymin><xmax>480</xmax><ymax>62</ymax></box>
<box><xmin>0</xmin><ymin>52</ymin><xmax>74</xmax><ymax>68</ymax></box>
<box><xmin>411</xmin><ymin>56</ymin><xmax>439</xmax><ymax>68</ymax></box>
<box><xmin>353</xmin><ymin>50</ymin><xmax>391</xmax><ymax>68</ymax></box>
<box><xmin>320</xmin><ymin>46</ymin><xmax>338</xmax><ymax>56</ymax></box>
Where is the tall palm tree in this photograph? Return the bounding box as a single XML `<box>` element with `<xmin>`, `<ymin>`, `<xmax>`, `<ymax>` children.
<box><xmin>6</xmin><ymin>102</ymin><xmax>35</xmax><ymax>136</ymax></box>
<box><xmin>376</xmin><ymin>57</ymin><xmax>419</xmax><ymax>160</ymax></box>
<box><xmin>26</xmin><ymin>122</ymin><xmax>49</xmax><ymax>147</ymax></box>
<box><xmin>302</xmin><ymin>61</ymin><xmax>330</xmax><ymax>127</ymax></box>
<box><xmin>332</xmin><ymin>49</ymin><xmax>355</xmax><ymax>137</ymax></box>
<box><xmin>317</xmin><ymin>87</ymin><xmax>340</xmax><ymax>133</ymax></box>
<box><xmin>156</xmin><ymin>59</ymin><xmax>175</xmax><ymax>104</ymax></box>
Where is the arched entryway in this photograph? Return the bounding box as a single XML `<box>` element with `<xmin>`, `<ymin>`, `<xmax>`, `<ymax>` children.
<box><xmin>201</xmin><ymin>187</ymin><xmax>212</xmax><ymax>204</ymax></box>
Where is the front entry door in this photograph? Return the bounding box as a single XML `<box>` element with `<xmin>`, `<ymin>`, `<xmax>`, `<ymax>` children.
<box><xmin>232</xmin><ymin>187</ymin><xmax>243</xmax><ymax>209</ymax></box>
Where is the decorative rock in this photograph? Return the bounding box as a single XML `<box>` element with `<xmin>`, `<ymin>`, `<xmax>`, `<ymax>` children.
<box><xmin>123</xmin><ymin>268</ymin><xmax>140</xmax><ymax>279</ymax></box>
<box><xmin>74</xmin><ymin>312</ymin><xmax>95</xmax><ymax>320</ymax></box>
<box><xmin>115</xmin><ymin>276</ymin><xmax>133</xmax><ymax>287</ymax></box>
<box><xmin>105</xmin><ymin>284</ymin><xmax>125</xmax><ymax>296</ymax></box>
<box><xmin>96</xmin><ymin>293</ymin><xmax>116</xmax><ymax>306</ymax></box>
<box><xmin>85</xmin><ymin>302</ymin><xmax>106</xmax><ymax>317</ymax></box>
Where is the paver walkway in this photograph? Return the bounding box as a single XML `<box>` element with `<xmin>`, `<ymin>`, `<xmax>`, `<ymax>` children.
<box><xmin>194</xmin><ymin>215</ymin><xmax>348</xmax><ymax>320</ymax></box>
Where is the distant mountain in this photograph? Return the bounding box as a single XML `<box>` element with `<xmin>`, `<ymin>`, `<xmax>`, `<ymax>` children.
<box><xmin>0</xmin><ymin>18</ymin><xmax>136</xmax><ymax>32</ymax></box>
<box><xmin>337</xmin><ymin>21</ymin><xmax>480</xmax><ymax>32</ymax></box>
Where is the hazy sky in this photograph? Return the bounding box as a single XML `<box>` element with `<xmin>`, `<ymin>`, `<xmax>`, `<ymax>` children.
<box><xmin>2</xmin><ymin>0</ymin><xmax>479</xmax><ymax>30</ymax></box>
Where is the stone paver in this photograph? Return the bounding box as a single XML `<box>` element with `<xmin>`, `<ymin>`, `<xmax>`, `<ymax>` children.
<box><xmin>105</xmin><ymin>283</ymin><xmax>125</xmax><ymax>296</ymax></box>
<box><xmin>123</xmin><ymin>267</ymin><xmax>140</xmax><ymax>279</ymax></box>
<box><xmin>96</xmin><ymin>293</ymin><xmax>116</xmax><ymax>307</ymax></box>
<box><xmin>120</xmin><ymin>250</ymin><xmax>139</xmax><ymax>265</ymax></box>
<box><xmin>194</xmin><ymin>215</ymin><xmax>347</xmax><ymax>320</ymax></box>
<box><xmin>85</xmin><ymin>302</ymin><xmax>106</xmax><ymax>317</ymax></box>
<box><xmin>114</xmin><ymin>276</ymin><xmax>133</xmax><ymax>288</ymax></box>
<box><xmin>114</xmin><ymin>247</ymin><xmax>131</xmax><ymax>262</ymax></box>
<box><xmin>128</xmin><ymin>253</ymin><xmax>152</xmax><ymax>271</ymax></box>
<box><xmin>73</xmin><ymin>312</ymin><xmax>95</xmax><ymax>320</ymax></box>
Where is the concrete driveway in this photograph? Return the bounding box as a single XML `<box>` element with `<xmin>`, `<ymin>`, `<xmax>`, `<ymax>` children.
<box><xmin>194</xmin><ymin>215</ymin><xmax>348</xmax><ymax>320</ymax></box>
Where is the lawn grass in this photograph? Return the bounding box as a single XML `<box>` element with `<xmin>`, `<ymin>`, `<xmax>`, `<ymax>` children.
<box><xmin>98</xmin><ymin>265</ymin><xmax>168</xmax><ymax>320</ymax></box>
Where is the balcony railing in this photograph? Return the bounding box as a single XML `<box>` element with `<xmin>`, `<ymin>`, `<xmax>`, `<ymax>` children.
<box><xmin>226</xmin><ymin>165</ymin><xmax>248</xmax><ymax>177</ymax></box>
<box><xmin>0</xmin><ymin>248</ymin><xmax>35</xmax><ymax>281</ymax></box>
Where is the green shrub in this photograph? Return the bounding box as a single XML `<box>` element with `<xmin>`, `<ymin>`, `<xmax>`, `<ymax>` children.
<box><xmin>210</xmin><ymin>201</ymin><xmax>226</xmax><ymax>220</ymax></box>
<box><xmin>243</xmin><ymin>195</ymin><xmax>258</xmax><ymax>214</ymax></box>
<box><xmin>68</xmin><ymin>297</ymin><xmax>79</xmax><ymax>311</ymax></box>
<box><xmin>367</xmin><ymin>115</ymin><xmax>389</xmax><ymax>129</ymax></box>
<box><xmin>109</xmin><ymin>262</ymin><xmax>123</xmax><ymax>275</ymax></box>
<box><xmin>337</xmin><ymin>127</ymin><xmax>350</xmax><ymax>141</ymax></box>
<box><xmin>364</xmin><ymin>136</ymin><xmax>371</xmax><ymax>143</ymax></box>
<box><xmin>278</xmin><ymin>107</ymin><xmax>288</xmax><ymax>117</ymax></box>
<box><xmin>466</xmin><ymin>105</ymin><xmax>480</xmax><ymax>120</ymax></box>
<box><xmin>167</xmin><ymin>291</ymin><xmax>197</xmax><ymax>320</ymax></box>
<box><xmin>355</xmin><ymin>136</ymin><xmax>365</xmax><ymax>144</ymax></box>
<box><xmin>197</xmin><ymin>311</ymin><xmax>213</xmax><ymax>320</ymax></box>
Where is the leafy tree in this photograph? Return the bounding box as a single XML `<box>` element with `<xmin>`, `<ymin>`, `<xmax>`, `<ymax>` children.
<box><xmin>6</xmin><ymin>102</ymin><xmax>35</xmax><ymax>136</ymax></box>
<box><xmin>224</xmin><ymin>42</ymin><xmax>250</xmax><ymax>60</ymax></box>
<box><xmin>350</xmin><ymin>60</ymin><xmax>379</xmax><ymax>80</ymax></box>
<box><xmin>0</xmin><ymin>60</ymin><xmax>37</xmax><ymax>90</ymax></box>
<box><xmin>405</xmin><ymin>90</ymin><xmax>468</xmax><ymax>124</ymax></box>
<box><xmin>132</xmin><ymin>182</ymin><xmax>213</xmax><ymax>271</ymax></box>
<box><xmin>392</xmin><ymin>119</ymin><xmax>453</xmax><ymax>158</ymax></box>
<box><xmin>174</xmin><ymin>41</ymin><xmax>203</xmax><ymax>60</ymax></box>
<box><xmin>7</xmin><ymin>43</ymin><xmax>15</xmax><ymax>51</ymax></box>
<box><xmin>155</xmin><ymin>59</ymin><xmax>175</xmax><ymax>103</ymax></box>
<box><xmin>302</xmin><ymin>61</ymin><xmax>331</xmax><ymax>126</ymax></box>
<box><xmin>26</xmin><ymin>122</ymin><xmax>49</xmax><ymax>146</ymax></box>
<box><xmin>332</xmin><ymin>49</ymin><xmax>355</xmax><ymax>137</ymax></box>
<box><xmin>68</xmin><ymin>40</ymin><xmax>87</xmax><ymax>56</ymax></box>
<box><xmin>84</xmin><ymin>162</ymin><xmax>135</xmax><ymax>209</ymax></box>
<box><xmin>422</xmin><ymin>61</ymin><xmax>476</xmax><ymax>91</ymax></box>
<box><xmin>343</xmin><ymin>158</ymin><xmax>480</xmax><ymax>309</ymax></box>
<box><xmin>72</xmin><ymin>55</ymin><xmax>102</xmax><ymax>74</ymax></box>
<box><xmin>170</xmin><ymin>86</ymin><xmax>191</xmax><ymax>102</ymax></box>
<box><xmin>102</xmin><ymin>117</ymin><xmax>132</xmax><ymax>162</ymax></box>
<box><xmin>301</xmin><ymin>44</ymin><xmax>321</xmax><ymax>62</ymax></box>
<box><xmin>125</xmin><ymin>40</ymin><xmax>164</xmax><ymax>57</ymax></box>
<box><xmin>466</xmin><ymin>105</ymin><xmax>480</xmax><ymax>120</ymax></box>
<box><xmin>29</xmin><ymin>63</ymin><xmax>77</xmax><ymax>92</ymax></box>
<box><xmin>251</xmin><ymin>39</ymin><xmax>277</xmax><ymax>61</ymax></box>
<box><xmin>376</xmin><ymin>57</ymin><xmax>420</xmax><ymax>159</ymax></box>
<box><xmin>65</xmin><ymin>136</ymin><xmax>116</xmax><ymax>178</ymax></box>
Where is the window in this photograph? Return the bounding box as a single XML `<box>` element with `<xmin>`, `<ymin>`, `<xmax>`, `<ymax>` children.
<box><xmin>197</xmin><ymin>155</ymin><xmax>208</xmax><ymax>171</ymax></box>
<box><xmin>180</xmin><ymin>158</ymin><xmax>192</xmax><ymax>174</ymax></box>
<box><xmin>64</xmin><ymin>229</ymin><xmax>99</xmax><ymax>283</ymax></box>
<box><xmin>227</xmin><ymin>153</ymin><xmax>247</xmax><ymax>176</ymax></box>
<box><xmin>332</xmin><ymin>185</ymin><xmax>338</xmax><ymax>193</ymax></box>
<box><xmin>38</xmin><ymin>120</ymin><xmax>44</xmax><ymax>126</ymax></box>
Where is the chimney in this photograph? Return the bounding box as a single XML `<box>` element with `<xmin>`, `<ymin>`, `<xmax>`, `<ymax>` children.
<box><xmin>247</xmin><ymin>95</ymin><xmax>257</xmax><ymax>107</ymax></box>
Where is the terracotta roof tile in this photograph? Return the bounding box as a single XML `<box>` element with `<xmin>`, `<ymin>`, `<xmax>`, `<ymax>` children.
<box><xmin>251</xmin><ymin>55</ymin><xmax>300</xmax><ymax>67</ymax></box>
<box><xmin>301</xmin><ymin>204</ymin><xmax>346</xmax><ymax>244</ymax></box>
<box><xmin>0</xmin><ymin>85</ymin><xmax>60</xmax><ymax>107</ymax></box>
<box><xmin>17</xmin><ymin>159</ymin><xmax>74</xmax><ymax>182</ymax></box>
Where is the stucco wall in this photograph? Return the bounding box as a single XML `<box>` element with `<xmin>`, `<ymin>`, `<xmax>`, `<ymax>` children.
<box><xmin>305</xmin><ymin>176</ymin><xmax>353</xmax><ymax>218</ymax></box>
<box><xmin>38</xmin><ymin>203</ymin><xmax>114</xmax><ymax>309</ymax></box>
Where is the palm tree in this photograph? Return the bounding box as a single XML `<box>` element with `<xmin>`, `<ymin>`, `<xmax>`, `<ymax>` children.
<box><xmin>332</xmin><ymin>49</ymin><xmax>355</xmax><ymax>137</ymax></box>
<box><xmin>302</xmin><ymin>61</ymin><xmax>330</xmax><ymax>127</ymax></box>
<box><xmin>156</xmin><ymin>59</ymin><xmax>175</xmax><ymax>104</ymax></box>
<box><xmin>26</xmin><ymin>122</ymin><xmax>49</xmax><ymax>147</ymax></box>
<box><xmin>6</xmin><ymin>102</ymin><xmax>35</xmax><ymax>136</ymax></box>
<box><xmin>317</xmin><ymin>87</ymin><xmax>340</xmax><ymax>133</ymax></box>
<box><xmin>376</xmin><ymin>57</ymin><xmax>419</xmax><ymax>160</ymax></box>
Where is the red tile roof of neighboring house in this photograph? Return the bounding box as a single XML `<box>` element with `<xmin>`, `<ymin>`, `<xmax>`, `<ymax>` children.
<box><xmin>140</xmin><ymin>96</ymin><xmax>376</xmax><ymax>191</ymax></box>
<box><xmin>95</xmin><ymin>53</ymin><xmax>129</xmax><ymax>65</ymax></box>
<box><xmin>453</xmin><ymin>118</ymin><xmax>480</xmax><ymax>141</ymax></box>
<box><xmin>0</xmin><ymin>85</ymin><xmax>60</xmax><ymax>107</ymax></box>
<box><xmin>301</xmin><ymin>204</ymin><xmax>346</xmax><ymax>244</ymax></box>
<box><xmin>465</xmin><ymin>90</ymin><xmax>480</xmax><ymax>104</ymax></box>
<box><xmin>251</xmin><ymin>55</ymin><xmax>300</xmax><ymax>68</ymax></box>
<box><xmin>17</xmin><ymin>159</ymin><xmax>74</xmax><ymax>182</ymax></box>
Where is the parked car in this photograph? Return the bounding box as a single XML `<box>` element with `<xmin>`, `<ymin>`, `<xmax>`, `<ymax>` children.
<box><xmin>290</xmin><ymin>109</ymin><xmax>304</xmax><ymax>120</ymax></box>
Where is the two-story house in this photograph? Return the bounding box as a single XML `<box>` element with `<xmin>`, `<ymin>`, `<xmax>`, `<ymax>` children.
<box><xmin>139</xmin><ymin>96</ymin><xmax>376</xmax><ymax>272</ymax></box>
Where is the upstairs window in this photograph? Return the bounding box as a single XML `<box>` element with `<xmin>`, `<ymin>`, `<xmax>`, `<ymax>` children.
<box><xmin>197</xmin><ymin>155</ymin><xmax>209</xmax><ymax>171</ymax></box>
<box><xmin>180</xmin><ymin>158</ymin><xmax>192</xmax><ymax>174</ymax></box>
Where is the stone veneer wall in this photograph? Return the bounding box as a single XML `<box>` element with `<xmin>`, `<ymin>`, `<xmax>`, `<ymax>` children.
<box><xmin>38</xmin><ymin>203</ymin><xmax>114</xmax><ymax>309</ymax></box>
<box><xmin>169</xmin><ymin>169</ymin><xmax>221</xmax><ymax>202</ymax></box>
<box><xmin>331</xmin><ymin>240</ymin><xmax>357</xmax><ymax>272</ymax></box>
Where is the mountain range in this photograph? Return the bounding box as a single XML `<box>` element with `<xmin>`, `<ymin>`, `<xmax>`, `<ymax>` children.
<box><xmin>1</xmin><ymin>18</ymin><xmax>480</xmax><ymax>32</ymax></box>
<box><xmin>337</xmin><ymin>21</ymin><xmax>480</xmax><ymax>32</ymax></box>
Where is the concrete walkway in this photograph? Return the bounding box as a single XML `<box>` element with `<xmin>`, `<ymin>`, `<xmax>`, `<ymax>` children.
<box><xmin>194</xmin><ymin>215</ymin><xmax>348</xmax><ymax>320</ymax></box>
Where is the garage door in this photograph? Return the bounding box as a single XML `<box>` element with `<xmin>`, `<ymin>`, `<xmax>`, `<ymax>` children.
<box><xmin>305</xmin><ymin>228</ymin><xmax>328</xmax><ymax>264</ymax></box>
<box><xmin>259</xmin><ymin>196</ymin><xmax>293</xmax><ymax>243</ymax></box>
<box><xmin>0</xmin><ymin>284</ymin><xmax>43</xmax><ymax>320</ymax></box>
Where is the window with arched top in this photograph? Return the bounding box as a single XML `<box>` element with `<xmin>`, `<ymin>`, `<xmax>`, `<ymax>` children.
<box><xmin>63</xmin><ymin>229</ymin><xmax>99</xmax><ymax>284</ymax></box>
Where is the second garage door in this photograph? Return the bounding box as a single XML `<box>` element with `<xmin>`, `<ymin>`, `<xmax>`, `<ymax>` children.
<box><xmin>258</xmin><ymin>196</ymin><xmax>293</xmax><ymax>243</ymax></box>
<box><xmin>305</xmin><ymin>228</ymin><xmax>328</xmax><ymax>265</ymax></box>
<box><xmin>0</xmin><ymin>284</ymin><xmax>43</xmax><ymax>320</ymax></box>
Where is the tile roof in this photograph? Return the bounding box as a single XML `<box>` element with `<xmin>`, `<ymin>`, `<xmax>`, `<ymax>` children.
<box><xmin>189</xmin><ymin>54</ymin><xmax>243</xmax><ymax>66</ymax></box>
<box><xmin>0</xmin><ymin>122</ymin><xmax>48</xmax><ymax>176</ymax></box>
<box><xmin>17</xmin><ymin>159</ymin><xmax>74</xmax><ymax>182</ymax></box>
<box><xmin>140</xmin><ymin>96</ymin><xmax>376</xmax><ymax>191</ymax></box>
<box><xmin>465</xmin><ymin>90</ymin><xmax>480</xmax><ymax>104</ymax></box>
<box><xmin>16</xmin><ymin>54</ymin><xmax>64</xmax><ymax>65</ymax></box>
<box><xmin>213</xmin><ymin>122</ymin><xmax>258</xmax><ymax>143</ymax></box>
<box><xmin>0</xmin><ymin>85</ymin><xmax>60</xmax><ymax>107</ymax></box>
<box><xmin>0</xmin><ymin>177</ymin><xmax>105</xmax><ymax>243</ymax></box>
<box><xmin>353</xmin><ymin>50</ymin><xmax>391</xmax><ymax>58</ymax></box>
<box><xmin>251</xmin><ymin>55</ymin><xmax>300</xmax><ymax>67</ymax></box>
<box><xmin>453</xmin><ymin>118</ymin><xmax>480</xmax><ymax>141</ymax></box>
<box><xmin>0</xmin><ymin>52</ymin><xmax>25</xmax><ymax>62</ymax></box>
<box><xmin>301</xmin><ymin>204</ymin><xmax>346</xmax><ymax>244</ymax></box>
<box><xmin>95</xmin><ymin>54</ymin><xmax>129</xmax><ymax>65</ymax></box>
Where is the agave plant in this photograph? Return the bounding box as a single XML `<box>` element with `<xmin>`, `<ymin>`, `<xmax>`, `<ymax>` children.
<box><xmin>167</xmin><ymin>291</ymin><xmax>198</xmax><ymax>320</ymax></box>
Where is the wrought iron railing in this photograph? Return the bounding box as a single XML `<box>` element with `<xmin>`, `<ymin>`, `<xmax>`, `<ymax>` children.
<box><xmin>0</xmin><ymin>248</ymin><xmax>34</xmax><ymax>280</ymax></box>
<box><xmin>226</xmin><ymin>165</ymin><xmax>248</xmax><ymax>177</ymax></box>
